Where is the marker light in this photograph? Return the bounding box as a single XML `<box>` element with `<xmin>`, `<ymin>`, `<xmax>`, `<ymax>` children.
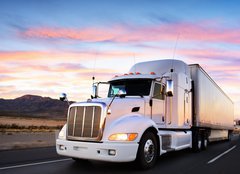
<box><xmin>129</xmin><ymin>72</ymin><xmax>134</xmax><ymax>75</ymax></box>
<box><xmin>135</xmin><ymin>72</ymin><xmax>141</xmax><ymax>75</ymax></box>
<box><xmin>108</xmin><ymin>133</ymin><xmax>138</xmax><ymax>141</ymax></box>
<box><xmin>150</xmin><ymin>72</ymin><xmax>156</xmax><ymax>75</ymax></box>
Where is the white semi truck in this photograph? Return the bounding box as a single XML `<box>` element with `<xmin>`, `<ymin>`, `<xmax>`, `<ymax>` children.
<box><xmin>56</xmin><ymin>59</ymin><xmax>234</xmax><ymax>169</ymax></box>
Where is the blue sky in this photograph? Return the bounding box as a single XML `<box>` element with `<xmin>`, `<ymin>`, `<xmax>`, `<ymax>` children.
<box><xmin>0</xmin><ymin>0</ymin><xmax>240</xmax><ymax>118</ymax></box>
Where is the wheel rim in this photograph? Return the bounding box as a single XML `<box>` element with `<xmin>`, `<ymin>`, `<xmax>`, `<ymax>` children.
<box><xmin>144</xmin><ymin>139</ymin><xmax>155</xmax><ymax>163</ymax></box>
<box><xmin>198</xmin><ymin>140</ymin><xmax>201</xmax><ymax>150</ymax></box>
<box><xmin>204</xmin><ymin>139</ymin><xmax>207</xmax><ymax>148</ymax></box>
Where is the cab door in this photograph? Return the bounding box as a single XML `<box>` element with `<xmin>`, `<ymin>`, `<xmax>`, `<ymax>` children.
<box><xmin>151</xmin><ymin>82</ymin><xmax>165</xmax><ymax>125</ymax></box>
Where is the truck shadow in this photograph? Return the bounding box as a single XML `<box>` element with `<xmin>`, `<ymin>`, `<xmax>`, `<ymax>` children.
<box><xmin>68</xmin><ymin>160</ymin><xmax>138</xmax><ymax>173</ymax></box>
<box><xmin>65</xmin><ymin>136</ymin><xmax>240</xmax><ymax>174</ymax></box>
<box><xmin>66</xmin><ymin>149</ymin><xmax>193</xmax><ymax>174</ymax></box>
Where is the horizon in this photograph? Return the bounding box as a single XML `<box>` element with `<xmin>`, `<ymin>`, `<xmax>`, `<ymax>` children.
<box><xmin>1</xmin><ymin>0</ymin><xmax>240</xmax><ymax>118</ymax></box>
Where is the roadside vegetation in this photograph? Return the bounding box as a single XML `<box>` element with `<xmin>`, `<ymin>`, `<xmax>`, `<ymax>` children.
<box><xmin>0</xmin><ymin>123</ymin><xmax>63</xmax><ymax>133</ymax></box>
<box><xmin>0</xmin><ymin>116</ymin><xmax>65</xmax><ymax>133</ymax></box>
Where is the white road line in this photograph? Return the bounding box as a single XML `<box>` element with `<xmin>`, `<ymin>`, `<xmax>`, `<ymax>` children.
<box><xmin>207</xmin><ymin>145</ymin><xmax>236</xmax><ymax>164</ymax></box>
<box><xmin>0</xmin><ymin>158</ymin><xmax>71</xmax><ymax>170</ymax></box>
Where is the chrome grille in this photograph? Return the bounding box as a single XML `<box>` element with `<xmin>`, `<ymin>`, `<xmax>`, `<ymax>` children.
<box><xmin>67</xmin><ymin>106</ymin><xmax>102</xmax><ymax>140</ymax></box>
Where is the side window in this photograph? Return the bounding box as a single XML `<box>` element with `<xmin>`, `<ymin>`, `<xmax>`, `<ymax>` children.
<box><xmin>153</xmin><ymin>83</ymin><xmax>165</xmax><ymax>100</ymax></box>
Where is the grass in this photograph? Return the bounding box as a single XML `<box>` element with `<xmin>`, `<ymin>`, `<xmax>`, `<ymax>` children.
<box><xmin>0</xmin><ymin>123</ymin><xmax>63</xmax><ymax>132</ymax></box>
<box><xmin>0</xmin><ymin>116</ymin><xmax>65</xmax><ymax>133</ymax></box>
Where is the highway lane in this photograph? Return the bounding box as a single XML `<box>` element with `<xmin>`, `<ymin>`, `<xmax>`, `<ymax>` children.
<box><xmin>0</xmin><ymin>135</ymin><xmax>239</xmax><ymax>174</ymax></box>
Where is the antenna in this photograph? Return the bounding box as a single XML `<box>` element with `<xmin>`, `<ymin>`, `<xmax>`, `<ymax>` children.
<box><xmin>171</xmin><ymin>33</ymin><xmax>180</xmax><ymax>72</ymax></box>
<box><xmin>133</xmin><ymin>53</ymin><xmax>136</xmax><ymax>73</ymax></box>
<box><xmin>92</xmin><ymin>51</ymin><xmax>97</xmax><ymax>83</ymax></box>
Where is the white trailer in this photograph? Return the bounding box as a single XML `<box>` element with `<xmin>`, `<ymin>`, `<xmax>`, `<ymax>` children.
<box><xmin>56</xmin><ymin>59</ymin><xmax>234</xmax><ymax>169</ymax></box>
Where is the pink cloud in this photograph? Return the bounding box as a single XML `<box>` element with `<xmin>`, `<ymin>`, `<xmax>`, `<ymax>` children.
<box><xmin>23</xmin><ymin>27</ymin><xmax>119</xmax><ymax>42</ymax></box>
<box><xmin>0</xmin><ymin>85</ymin><xmax>16</xmax><ymax>93</ymax></box>
<box><xmin>0</xmin><ymin>50</ymin><xmax>139</xmax><ymax>63</ymax></box>
<box><xmin>21</xmin><ymin>22</ymin><xmax>240</xmax><ymax>44</ymax></box>
<box><xmin>179</xmin><ymin>49</ymin><xmax>240</xmax><ymax>60</ymax></box>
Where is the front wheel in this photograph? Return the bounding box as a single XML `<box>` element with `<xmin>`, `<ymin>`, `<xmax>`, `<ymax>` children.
<box><xmin>136</xmin><ymin>132</ymin><xmax>158</xmax><ymax>169</ymax></box>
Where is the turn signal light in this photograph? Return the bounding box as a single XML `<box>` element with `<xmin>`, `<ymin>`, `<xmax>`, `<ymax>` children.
<box><xmin>108</xmin><ymin>133</ymin><xmax>138</xmax><ymax>141</ymax></box>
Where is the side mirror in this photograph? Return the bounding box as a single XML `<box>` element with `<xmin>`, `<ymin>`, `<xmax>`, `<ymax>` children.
<box><xmin>60</xmin><ymin>93</ymin><xmax>67</xmax><ymax>101</ymax></box>
<box><xmin>60</xmin><ymin>93</ymin><xmax>70</xmax><ymax>105</ymax></box>
<box><xmin>166</xmin><ymin>80</ymin><xmax>174</xmax><ymax>97</ymax></box>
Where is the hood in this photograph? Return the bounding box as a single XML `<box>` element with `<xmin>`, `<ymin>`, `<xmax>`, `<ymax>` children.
<box><xmin>92</xmin><ymin>97</ymin><xmax>146</xmax><ymax>121</ymax></box>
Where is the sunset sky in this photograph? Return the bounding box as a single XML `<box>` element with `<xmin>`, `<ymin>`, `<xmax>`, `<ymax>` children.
<box><xmin>0</xmin><ymin>0</ymin><xmax>240</xmax><ymax>118</ymax></box>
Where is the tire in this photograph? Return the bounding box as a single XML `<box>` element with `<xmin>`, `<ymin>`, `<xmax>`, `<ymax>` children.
<box><xmin>227</xmin><ymin>131</ymin><xmax>232</xmax><ymax>141</ymax></box>
<box><xmin>192</xmin><ymin>129</ymin><xmax>201</xmax><ymax>152</ymax></box>
<box><xmin>136</xmin><ymin>132</ymin><xmax>158</xmax><ymax>169</ymax></box>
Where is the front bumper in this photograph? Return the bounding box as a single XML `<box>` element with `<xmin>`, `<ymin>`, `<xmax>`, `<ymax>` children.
<box><xmin>56</xmin><ymin>139</ymin><xmax>139</xmax><ymax>162</ymax></box>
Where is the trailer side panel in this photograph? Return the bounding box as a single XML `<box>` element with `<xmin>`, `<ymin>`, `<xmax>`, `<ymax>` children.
<box><xmin>189</xmin><ymin>64</ymin><xmax>234</xmax><ymax>130</ymax></box>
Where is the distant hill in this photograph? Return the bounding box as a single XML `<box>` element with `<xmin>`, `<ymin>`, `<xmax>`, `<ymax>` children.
<box><xmin>0</xmin><ymin>95</ymin><xmax>70</xmax><ymax>118</ymax></box>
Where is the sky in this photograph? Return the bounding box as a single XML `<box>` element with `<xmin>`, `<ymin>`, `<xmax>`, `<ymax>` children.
<box><xmin>0</xmin><ymin>0</ymin><xmax>240</xmax><ymax>118</ymax></box>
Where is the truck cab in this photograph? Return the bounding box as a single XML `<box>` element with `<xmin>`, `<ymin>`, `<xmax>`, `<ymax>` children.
<box><xmin>56</xmin><ymin>59</ymin><xmax>193</xmax><ymax>169</ymax></box>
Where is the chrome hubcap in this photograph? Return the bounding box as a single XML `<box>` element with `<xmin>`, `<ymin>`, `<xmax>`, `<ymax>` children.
<box><xmin>204</xmin><ymin>139</ymin><xmax>207</xmax><ymax>147</ymax></box>
<box><xmin>144</xmin><ymin>139</ymin><xmax>155</xmax><ymax>163</ymax></box>
<box><xmin>198</xmin><ymin>140</ymin><xmax>201</xmax><ymax>149</ymax></box>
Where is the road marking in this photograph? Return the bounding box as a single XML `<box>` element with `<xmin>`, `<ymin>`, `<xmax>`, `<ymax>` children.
<box><xmin>0</xmin><ymin>158</ymin><xmax>71</xmax><ymax>170</ymax></box>
<box><xmin>207</xmin><ymin>145</ymin><xmax>236</xmax><ymax>164</ymax></box>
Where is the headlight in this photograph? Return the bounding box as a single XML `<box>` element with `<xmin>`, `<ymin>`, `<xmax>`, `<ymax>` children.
<box><xmin>108</xmin><ymin>133</ymin><xmax>138</xmax><ymax>141</ymax></box>
<box><xmin>58</xmin><ymin>124</ymin><xmax>67</xmax><ymax>140</ymax></box>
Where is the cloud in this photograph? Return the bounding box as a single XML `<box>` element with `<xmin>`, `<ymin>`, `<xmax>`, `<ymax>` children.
<box><xmin>0</xmin><ymin>75</ymin><xmax>17</xmax><ymax>81</ymax></box>
<box><xmin>20</xmin><ymin>22</ymin><xmax>240</xmax><ymax>44</ymax></box>
<box><xmin>21</xmin><ymin>27</ymin><xmax>116</xmax><ymax>42</ymax></box>
<box><xmin>0</xmin><ymin>85</ymin><xmax>16</xmax><ymax>93</ymax></box>
<box><xmin>178</xmin><ymin>49</ymin><xmax>240</xmax><ymax>61</ymax></box>
<box><xmin>0</xmin><ymin>50</ymin><xmax>137</xmax><ymax>63</ymax></box>
<box><xmin>57</xmin><ymin>63</ymin><xmax>85</xmax><ymax>70</ymax></box>
<box><xmin>148</xmin><ymin>13</ymin><xmax>178</xmax><ymax>24</ymax></box>
<box><xmin>2</xmin><ymin>21</ymin><xmax>240</xmax><ymax>108</ymax></box>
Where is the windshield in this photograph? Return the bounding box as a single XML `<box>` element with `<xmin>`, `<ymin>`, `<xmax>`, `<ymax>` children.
<box><xmin>108</xmin><ymin>79</ymin><xmax>152</xmax><ymax>97</ymax></box>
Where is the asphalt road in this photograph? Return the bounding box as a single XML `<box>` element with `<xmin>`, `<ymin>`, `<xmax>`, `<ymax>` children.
<box><xmin>0</xmin><ymin>135</ymin><xmax>239</xmax><ymax>174</ymax></box>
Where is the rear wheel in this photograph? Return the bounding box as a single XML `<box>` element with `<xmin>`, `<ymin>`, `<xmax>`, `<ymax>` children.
<box><xmin>192</xmin><ymin>130</ymin><xmax>202</xmax><ymax>152</ymax></box>
<box><xmin>136</xmin><ymin>132</ymin><xmax>158</xmax><ymax>169</ymax></box>
<box><xmin>192</xmin><ymin>129</ymin><xmax>208</xmax><ymax>151</ymax></box>
<box><xmin>227</xmin><ymin>131</ymin><xmax>233</xmax><ymax>141</ymax></box>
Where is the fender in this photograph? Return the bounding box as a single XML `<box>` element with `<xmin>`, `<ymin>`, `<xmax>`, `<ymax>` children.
<box><xmin>102</xmin><ymin>114</ymin><xmax>159</xmax><ymax>142</ymax></box>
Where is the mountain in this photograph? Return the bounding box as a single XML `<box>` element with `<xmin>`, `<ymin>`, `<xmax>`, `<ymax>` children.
<box><xmin>0</xmin><ymin>95</ymin><xmax>70</xmax><ymax>118</ymax></box>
